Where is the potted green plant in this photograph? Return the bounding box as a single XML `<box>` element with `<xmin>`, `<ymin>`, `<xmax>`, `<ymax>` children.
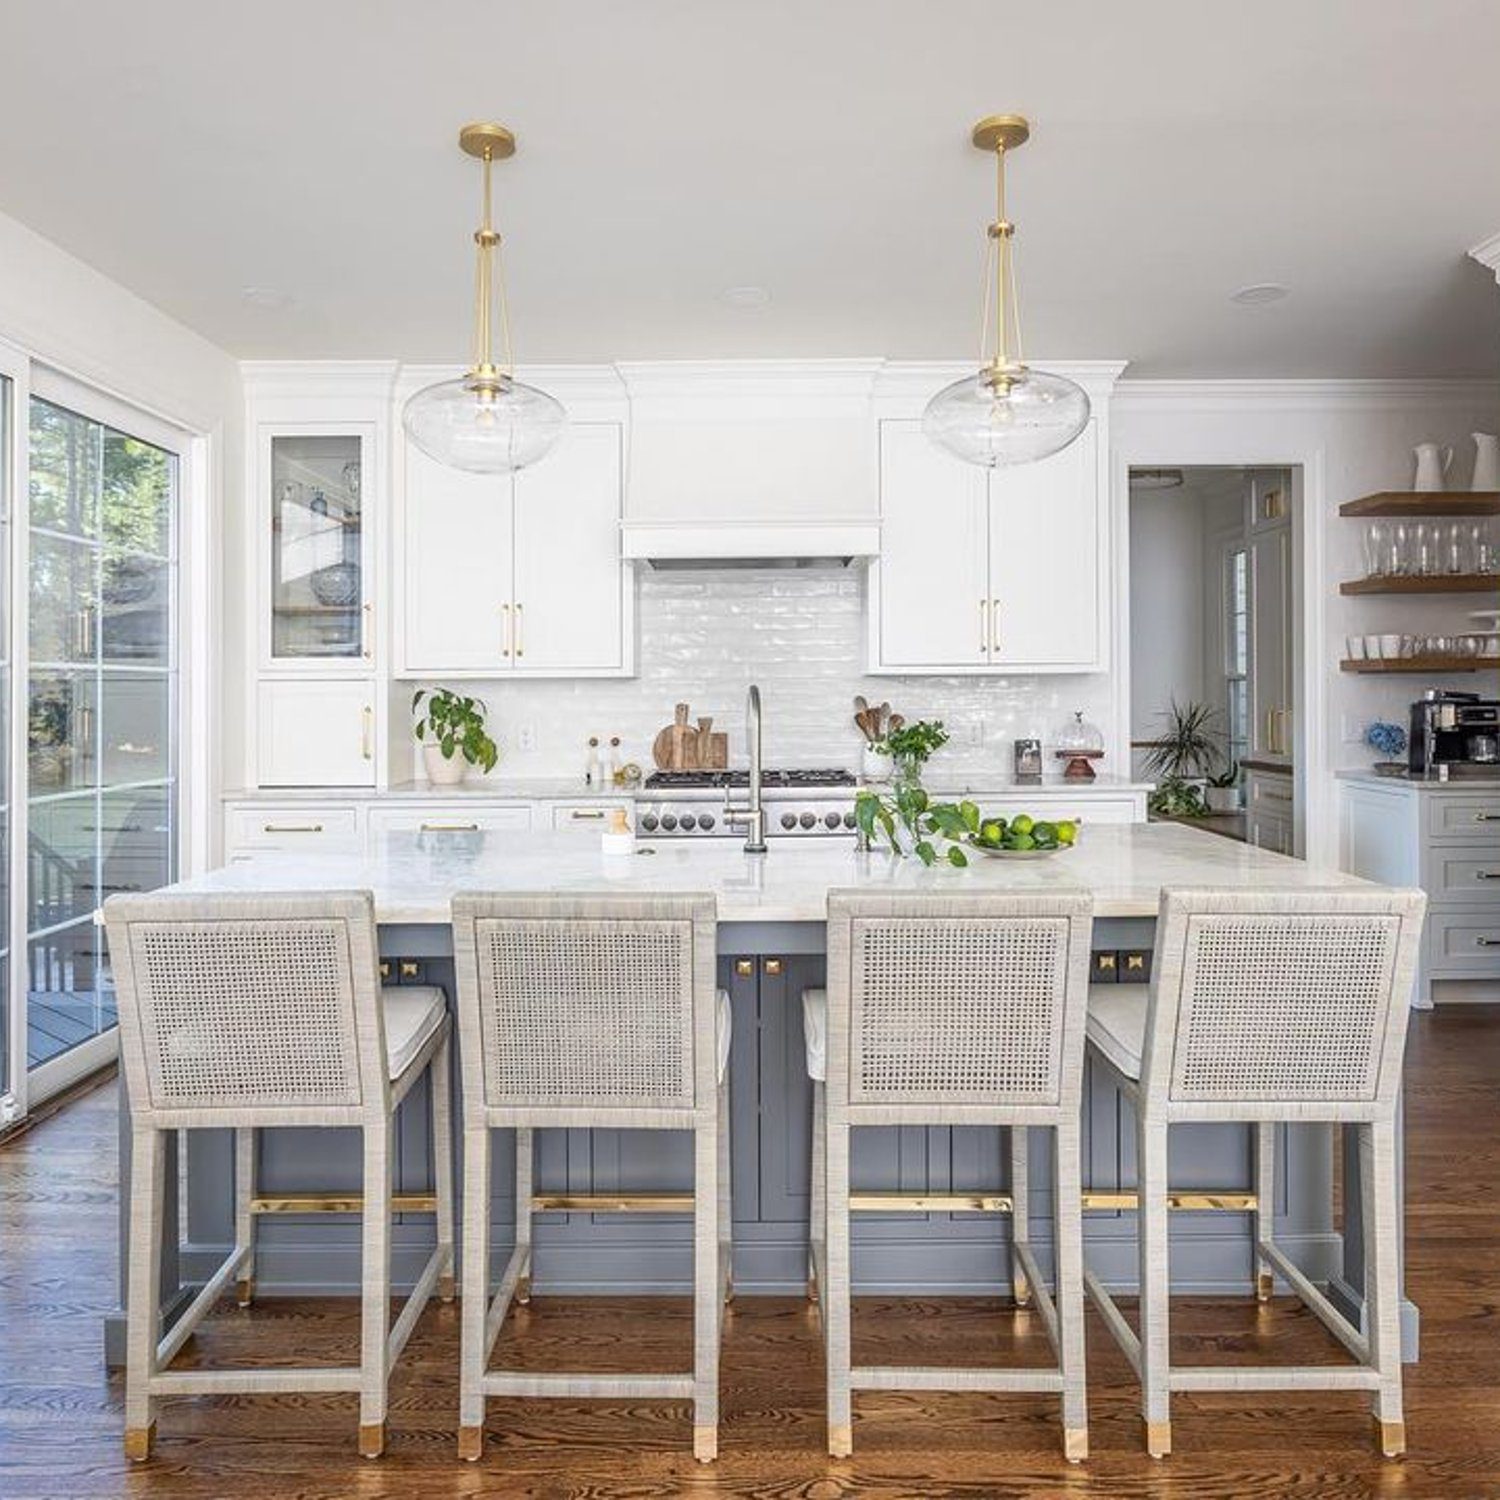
<box><xmin>1142</xmin><ymin>699</ymin><xmax>1224</xmax><ymax>785</ymax></box>
<box><xmin>1205</xmin><ymin>760</ymin><xmax>1242</xmax><ymax>813</ymax></box>
<box><xmin>412</xmin><ymin>689</ymin><xmax>499</xmax><ymax>786</ymax></box>
<box><xmin>1147</xmin><ymin>776</ymin><xmax>1211</xmax><ymax>819</ymax></box>
<box><xmin>882</xmin><ymin>719</ymin><xmax>950</xmax><ymax>790</ymax></box>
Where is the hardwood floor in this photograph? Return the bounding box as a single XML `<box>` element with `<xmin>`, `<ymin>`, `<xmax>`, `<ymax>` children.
<box><xmin>2</xmin><ymin>1010</ymin><xmax>1498</xmax><ymax>1498</ymax></box>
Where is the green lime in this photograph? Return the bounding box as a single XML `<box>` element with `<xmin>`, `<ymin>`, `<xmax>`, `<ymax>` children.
<box><xmin>1010</xmin><ymin>813</ymin><xmax>1034</xmax><ymax>836</ymax></box>
<box><xmin>1032</xmin><ymin>821</ymin><xmax>1057</xmax><ymax>843</ymax></box>
<box><xmin>1009</xmin><ymin>831</ymin><xmax>1036</xmax><ymax>850</ymax></box>
<box><xmin>980</xmin><ymin>818</ymin><xmax>1006</xmax><ymax>843</ymax></box>
<box><xmin>1055</xmin><ymin>820</ymin><xmax>1078</xmax><ymax>845</ymax></box>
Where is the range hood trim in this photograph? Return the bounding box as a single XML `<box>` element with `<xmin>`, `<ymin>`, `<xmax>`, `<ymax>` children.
<box><xmin>621</xmin><ymin>520</ymin><xmax>880</xmax><ymax>568</ymax></box>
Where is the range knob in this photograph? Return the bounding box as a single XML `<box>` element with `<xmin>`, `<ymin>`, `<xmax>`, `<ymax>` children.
<box><xmin>698</xmin><ymin>813</ymin><xmax>716</xmax><ymax>831</ymax></box>
<box><xmin>679</xmin><ymin>813</ymin><xmax>697</xmax><ymax>831</ymax></box>
<box><xmin>825</xmin><ymin>811</ymin><xmax>843</xmax><ymax>830</ymax></box>
<box><xmin>842</xmin><ymin>812</ymin><xmax>857</xmax><ymax>829</ymax></box>
<box><xmin>660</xmin><ymin>813</ymin><xmax>678</xmax><ymax>831</ymax></box>
<box><xmin>640</xmin><ymin>814</ymin><xmax>659</xmax><ymax>832</ymax></box>
<box><xmin>781</xmin><ymin>812</ymin><xmax>798</xmax><ymax>830</ymax></box>
<box><xmin>799</xmin><ymin>811</ymin><xmax>817</xmax><ymax>830</ymax></box>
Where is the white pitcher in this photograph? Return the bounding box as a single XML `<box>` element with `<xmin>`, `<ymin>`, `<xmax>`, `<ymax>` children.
<box><xmin>1412</xmin><ymin>442</ymin><xmax>1453</xmax><ymax>492</ymax></box>
<box><xmin>1471</xmin><ymin>432</ymin><xmax>1500</xmax><ymax>492</ymax></box>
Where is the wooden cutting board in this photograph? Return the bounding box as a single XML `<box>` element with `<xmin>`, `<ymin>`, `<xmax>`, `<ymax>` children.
<box><xmin>651</xmin><ymin>703</ymin><xmax>699</xmax><ymax>770</ymax></box>
<box><xmin>697</xmin><ymin>716</ymin><xmax>728</xmax><ymax>770</ymax></box>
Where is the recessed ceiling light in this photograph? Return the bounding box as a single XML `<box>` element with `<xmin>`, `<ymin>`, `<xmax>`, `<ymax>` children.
<box><xmin>722</xmin><ymin>285</ymin><xmax>771</xmax><ymax>309</ymax></box>
<box><xmin>241</xmin><ymin>285</ymin><xmax>293</xmax><ymax>310</ymax></box>
<box><xmin>1230</xmin><ymin>282</ymin><xmax>1290</xmax><ymax>307</ymax></box>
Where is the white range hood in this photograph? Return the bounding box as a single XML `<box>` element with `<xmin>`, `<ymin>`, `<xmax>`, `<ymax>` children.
<box><xmin>617</xmin><ymin>360</ymin><xmax>882</xmax><ymax>567</ymax></box>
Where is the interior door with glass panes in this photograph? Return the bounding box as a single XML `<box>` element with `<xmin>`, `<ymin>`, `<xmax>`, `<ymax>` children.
<box><xmin>24</xmin><ymin>383</ymin><xmax>179</xmax><ymax>1105</ymax></box>
<box><xmin>0</xmin><ymin>354</ymin><xmax>15</xmax><ymax>1122</ymax></box>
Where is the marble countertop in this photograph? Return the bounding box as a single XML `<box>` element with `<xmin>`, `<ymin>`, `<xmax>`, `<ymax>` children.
<box><xmin>1336</xmin><ymin>767</ymin><xmax>1500</xmax><ymax>791</ymax></box>
<box><xmin>223</xmin><ymin>772</ymin><xmax>1153</xmax><ymax>803</ymax></box>
<box><xmin>170</xmin><ymin>821</ymin><xmax>1369</xmax><ymax>925</ymax></box>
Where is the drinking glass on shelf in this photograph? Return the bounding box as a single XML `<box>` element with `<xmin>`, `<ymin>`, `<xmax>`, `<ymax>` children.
<box><xmin>1390</xmin><ymin>520</ymin><xmax>1413</xmax><ymax>575</ymax></box>
<box><xmin>1443</xmin><ymin>520</ymin><xmax>1468</xmax><ymax>575</ymax></box>
<box><xmin>1477</xmin><ymin>519</ymin><xmax>1500</xmax><ymax>575</ymax></box>
<box><xmin>1365</xmin><ymin>521</ymin><xmax>1389</xmax><ymax>577</ymax></box>
<box><xmin>1413</xmin><ymin>521</ymin><xmax>1439</xmax><ymax>576</ymax></box>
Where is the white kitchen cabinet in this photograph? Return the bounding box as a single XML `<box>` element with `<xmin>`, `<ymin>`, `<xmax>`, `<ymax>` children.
<box><xmin>366</xmin><ymin>803</ymin><xmax>531</xmax><ymax>837</ymax></box>
<box><xmin>1250</xmin><ymin>523</ymin><xmax>1292</xmax><ymax>764</ymax></box>
<box><xmin>873</xmin><ymin>421</ymin><xmax>988</xmax><ymax>668</ymax></box>
<box><xmin>399</xmin><ymin>422</ymin><xmax>631</xmax><ymax>678</ymax></box>
<box><xmin>1245</xmin><ymin>766</ymin><xmax>1294</xmax><ymax>853</ymax></box>
<box><xmin>224</xmin><ymin>804</ymin><xmax>363</xmax><ymax>858</ymax></box>
<box><xmin>870</xmin><ymin>419</ymin><xmax>1105</xmax><ymax>674</ymax></box>
<box><xmin>257</xmin><ymin>679</ymin><xmax>375</xmax><ymax>787</ymax></box>
<box><xmin>402</xmin><ymin>447</ymin><xmax>513</xmax><ymax>671</ymax></box>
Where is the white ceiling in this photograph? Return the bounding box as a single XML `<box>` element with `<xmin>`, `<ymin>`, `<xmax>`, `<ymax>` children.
<box><xmin>2</xmin><ymin>0</ymin><xmax>1498</xmax><ymax>376</ymax></box>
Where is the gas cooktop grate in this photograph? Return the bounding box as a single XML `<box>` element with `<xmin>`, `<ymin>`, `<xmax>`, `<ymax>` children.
<box><xmin>644</xmin><ymin>768</ymin><xmax>857</xmax><ymax>791</ymax></box>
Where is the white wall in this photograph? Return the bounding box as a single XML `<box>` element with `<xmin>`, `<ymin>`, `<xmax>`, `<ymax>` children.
<box><xmin>0</xmin><ymin>207</ymin><xmax>242</xmax><ymax>872</ymax></box>
<box><xmin>1112</xmin><ymin>381</ymin><xmax>1500</xmax><ymax>864</ymax></box>
<box><xmin>1128</xmin><ymin>486</ymin><xmax>1207</xmax><ymax>753</ymax></box>
<box><xmin>422</xmin><ymin>566</ymin><xmax>1116</xmax><ymax>783</ymax></box>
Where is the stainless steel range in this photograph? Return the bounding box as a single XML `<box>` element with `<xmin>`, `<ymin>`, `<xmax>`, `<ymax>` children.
<box><xmin>637</xmin><ymin>768</ymin><xmax>859</xmax><ymax>839</ymax></box>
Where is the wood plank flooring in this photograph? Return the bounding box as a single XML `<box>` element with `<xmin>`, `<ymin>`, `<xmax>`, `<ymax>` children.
<box><xmin>2</xmin><ymin>1009</ymin><xmax>1498</xmax><ymax>1498</ymax></box>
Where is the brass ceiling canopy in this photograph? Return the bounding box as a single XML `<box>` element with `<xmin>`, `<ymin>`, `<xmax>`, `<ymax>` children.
<box><xmin>458</xmin><ymin>122</ymin><xmax>516</xmax><ymax>160</ymax></box>
<box><xmin>970</xmin><ymin>114</ymin><xmax>1030</xmax><ymax>154</ymax></box>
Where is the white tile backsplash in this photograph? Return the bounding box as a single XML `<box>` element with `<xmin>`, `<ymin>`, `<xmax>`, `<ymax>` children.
<box><xmin>440</xmin><ymin>568</ymin><xmax>1115</xmax><ymax>782</ymax></box>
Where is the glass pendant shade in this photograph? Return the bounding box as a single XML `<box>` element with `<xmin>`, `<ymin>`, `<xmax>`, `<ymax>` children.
<box><xmin>403</xmin><ymin>374</ymin><xmax>565</xmax><ymax>474</ymax></box>
<box><xmin>923</xmin><ymin>365</ymin><xmax>1090</xmax><ymax>468</ymax></box>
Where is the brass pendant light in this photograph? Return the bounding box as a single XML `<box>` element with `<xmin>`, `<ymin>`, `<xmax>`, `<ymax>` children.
<box><xmin>923</xmin><ymin>115</ymin><xmax>1090</xmax><ymax>468</ymax></box>
<box><xmin>403</xmin><ymin>122</ymin><xmax>565</xmax><ymax>474</ymax></box>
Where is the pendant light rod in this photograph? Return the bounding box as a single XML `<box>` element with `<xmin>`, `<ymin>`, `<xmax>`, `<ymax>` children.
<box><xmin>459</xmin><ymin>122</ymin><xmax>516</xmax><ymax>392</ymax></box>
<box><xmin>970</xmin><ymin>114</ymin><xmax>1029</xmax><ymax>382</ymax></box>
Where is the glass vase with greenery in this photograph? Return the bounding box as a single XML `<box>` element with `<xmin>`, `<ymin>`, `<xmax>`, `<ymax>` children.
<box><xmin>880</xmin><ymin>719</ymin><xmax>950</xmax><ymax>790</ymax></box>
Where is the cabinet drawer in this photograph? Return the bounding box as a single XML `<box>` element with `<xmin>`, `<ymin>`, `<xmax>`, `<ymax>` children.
<box><xmin>1427</xmin><ymin>911</ymin><xmax>1500</xmax><ymax>976</ymax></box>
<box><xmin>367</xmin><ymin>803</ymin><xmax>532</xmax><ymax>838</ymax></box>
<box><xmin>1247</xmin><ymin>771</ymin><xmax>1294</xmax><ymax>809</ymax></box>
<box><xmin>1424</xmin><ymin>794</ymin><xmax>1500</xmax><ymax>841</ymax></box>
<box><xmin>1425</xmin><ymin>848</ymin><xmax>1500</xmax><ymax>906</ymax></box>
<box><xmin>549</xmin><ymin>801</ymin><xmax>631</xmax><ymax>832</ymax></box>
<box><xmin>226</xmin><ymin>805</ymin><xmax>361</xmax><ymax>855</ymax></box>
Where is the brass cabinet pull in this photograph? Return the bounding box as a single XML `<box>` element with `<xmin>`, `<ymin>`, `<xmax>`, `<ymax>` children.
<box><xmin>399</xmin><ymin>961</ymin><xmax>420</xmax><ymax>979</ymax></box>
<box><xmin>420</xmin><ymin>821</ymin><xmax>479</xmax><ymax>832</ymax></box>
<box><xmin>569</xmin><ymin>809</ymin><xmax>606</xmax><ymax>820</ymax></box>
<box><xmin>500</xmin><ymin>602</ymin><xmax>511</xmax><ymax>658</ymax></box>
<box><xmin>763</xmin><ymin>958</ymin><xmax>784</xmax><ymax>976</ymax></box>
<box><xmin>979</xmin><ymin>599</ymin><xmax>988</xmax><ymax>654</ymax></box>
<box><xmin>734</xmin><ymin>959</ymin><xmax>754</xmax><ymax>977</ymax></box>
<box><xmin>262</xmin><ymin>823</ymin><xmax>324</xmax><ymax>834</ymax></box>
<box><xmin>361</xmin><ymin>706</ymin><xmax>373</xmax><ymax>760</ymax></box>
<box><xmin>362</xmin><ymin>602</ymin><xmax>373</xmax><ymax>660</ymax></box>
<box><xmin>515</xmin><ymin>601</ymin><xmax>525</xmax><ymax>658</ymax></box>
<box><xmin>990</xmin><ymin>598</ymin><xmax>1001</xmax><ymax>656</ymax></box>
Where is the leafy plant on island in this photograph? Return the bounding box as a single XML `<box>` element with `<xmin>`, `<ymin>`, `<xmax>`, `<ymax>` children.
<box><xmin>1142</xmin><ymin>698</ymin><xmax>1224</xmax><ymax>782</ymax></box>
<box><xmin>412</xmin><ymin>688</ymin><xmax>499</xmax><ymax>773</ymax></box>
<box><xmin>854</xmin><ymin>786</ymin><xmax>973</xmax><ymax>867</ymax></box>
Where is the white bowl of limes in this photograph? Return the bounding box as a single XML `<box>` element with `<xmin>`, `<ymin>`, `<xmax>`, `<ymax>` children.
<box><xmin>965</xmin><ymin>813</ymin><xmax>1078</xmax><ymax>858</ymax></box>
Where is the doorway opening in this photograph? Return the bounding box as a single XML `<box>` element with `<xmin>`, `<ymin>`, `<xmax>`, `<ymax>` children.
<box><xmin>1128</xmin><ymin>465</ymin><xmax>1302</xmax><ymax>854</ymax></box>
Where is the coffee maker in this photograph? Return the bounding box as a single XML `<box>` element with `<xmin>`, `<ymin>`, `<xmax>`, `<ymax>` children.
<box><xmin>1408</xmin><ymin>691</ymin><xmax>1500</xmax><ymax>776</ymax></box>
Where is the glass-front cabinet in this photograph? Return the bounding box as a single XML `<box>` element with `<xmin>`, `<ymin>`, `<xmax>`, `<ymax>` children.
<box><xmin>265</xmin><ymin>429</ymin><xmax>371</xmax><ymax>666</ymax></box>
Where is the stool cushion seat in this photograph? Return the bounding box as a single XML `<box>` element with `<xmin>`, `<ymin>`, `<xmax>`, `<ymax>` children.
<box><xmin>383</xmin><ymin>985</ymin><xmax>447</xmax><ymax>1079</ymax></box>
<box><xmin>1086</xmin><ymin>985</ymin><xmax>1147</xmax><ymax>1080</ymax></box>
<box><xmin>802</xmin><ymin>987</ymin><xmax>827</xmax><ymax>1082</ymax></box>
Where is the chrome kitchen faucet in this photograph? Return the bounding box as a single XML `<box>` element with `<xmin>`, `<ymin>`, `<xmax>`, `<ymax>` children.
<box><xmin>723</xmin><ymin>684</ymin><xmax>768</xmax><ymax>853</ymax></box>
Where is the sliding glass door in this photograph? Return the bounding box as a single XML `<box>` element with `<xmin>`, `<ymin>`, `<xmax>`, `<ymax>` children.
<box><xmin>0</xmin><ymin>361</ymin><xmax>13</xmax><ymax>1119</ymax></box>
<box><xmin>23</xmin><ymin>384</ymin><xmax>179</xmax><ymax>1101</ymax></box>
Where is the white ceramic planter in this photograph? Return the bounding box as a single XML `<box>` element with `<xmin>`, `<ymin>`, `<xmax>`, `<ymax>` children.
<box><xmin>861</xmin><ymin>746</ymin><xmax>894</xmax><ymax>782</ymax></box>
<box><xmin>1205</xmin><ymin>785</ymin><xmax>1242</xmax><ymax>813</ymax></box>
<box><xmin>424</xmin><ymin>742</ymin><xmax>468</xmax><ymax>786</ymax></box>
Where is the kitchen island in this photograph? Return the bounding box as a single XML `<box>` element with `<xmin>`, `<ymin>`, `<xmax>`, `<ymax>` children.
<box><xmin>106</xmin><ymin>822</ymin><xmax>1415</xmax><ymax>1361</ymax></box>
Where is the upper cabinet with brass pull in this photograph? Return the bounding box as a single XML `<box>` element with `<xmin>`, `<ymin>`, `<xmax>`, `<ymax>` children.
<box><xmin>400</xmin><ymin>421</ymin><xmax>633</xmax><ymax>679</ymax></box>
<box><xmin>870</xmin><ymin>402</ymin><xmax>1111</xmax><ymax>675</ymax></box>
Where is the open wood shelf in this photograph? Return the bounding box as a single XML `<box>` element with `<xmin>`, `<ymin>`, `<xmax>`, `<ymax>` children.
<box><xmin>1339</xmin><ymin>491</ymin><xmax>1500</xmax><ymax>517</ymax></box>
<box><xmin>1340</xmin><ymin>655</ymin><xmax>1500</xmax><ymax>673</ymax></box>
<box><xmin>1340</xmin><ymin>574</ymin><xmax>1500</xmax><ymax>595</ymax></box>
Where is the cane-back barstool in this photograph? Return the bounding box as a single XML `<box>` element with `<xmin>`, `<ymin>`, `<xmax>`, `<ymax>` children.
<box><xmin>1083</xmin><ymin>887</ymin><xmax>1427</xmax><ymax>1459</ymax></box>
<box><xmin>451</xmin><ymin>893</ymin><xmax>731</xmax><ymax>1463</ymax></box>
<box><xmin>805</xmin><ymin>889</ymin><xmax>1095</xmax><ymax>1462</ymax></box>
<box><xmin>104</xmin><ymin>890</ymin><xmax>455</xmax><ymax>1461</ymax></box>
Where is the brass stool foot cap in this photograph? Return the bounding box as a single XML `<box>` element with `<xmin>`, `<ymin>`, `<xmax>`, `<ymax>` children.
<box><xmin>693</xmin><ymin>1425</ymin><xmax>718</xmax><ymax>1463</ymax></box>
<box><xmin>1064</xmin><ymin>1427</ymin><xmax>1089</xmax><ymax>1463</ymax></box>
<box><xmin>1377</xmin><ymin>1418</ymin><xmax>1406</xmax><ymax>1458</ymax></box>
<box><xmin>828</xmin><ymin>1422</ymin><xmax>853</xmax><ymax>1458</ymax></box>
<box><xmin>457</xmin><ymin>1424</ymin><xmax>484</xmax><ymax>1462</ymax></box>
<box><xmin>515</xmin><ymin>1275</ymin><xmax>531</xmax><ymax>1305</ymax></box>
<box><xmin>234</xmin><ymin>1276</ymin><xmax>254</xmax><ymax>1308</ymax></box>
<box><xmin>724</xmin><ymin>1278</ymin><xmax>735</xmax><ymax>1306</ymax></box>
<box><xmin>358</xmin><ymin>1421</ymin><xmax>386</xmax><ymax>1459</ymax></box>
<box><xmin>438</xmin><ymin>1272</ymin><xmax>456</xmax><ymax>1304</ymax></box>
<box><xmin>1146</xmin><ymin>1419</ymin><xmax>1171</xmax><ymax>1458</ymax></box>
<box><xmin>123</xmin><ymin>1422</ymin><xmax>156</xmax><ymax>1462</ymax></box>
<box><xmin>806</xmin><ymin>1276</ymin><xmax>819</xmax><ymax>1303</ymax></box>
<box><xmin>1256</xmin><ymin>1271</ymin><xmax>1274</xmax><ymax>1303</ymax></box>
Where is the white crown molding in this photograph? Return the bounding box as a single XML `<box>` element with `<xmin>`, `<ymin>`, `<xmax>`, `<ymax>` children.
<box><xmin>1115</xmin><ymin>377</ymin><xmax>1500</xmax><ymax>413</ymax></box>
<box><xmin>241</xmin><ymin>359</ymin><xmax>399</xmax><ymax>399</ymax></box>
<box><xmin>1469</xmin><ymin>230</ymin><xmax>1500</xmax><ymax>283</ymax></box>
<box><xmin>391</xmin><ymin>362</ymin><xmax>629</xmax><ymax>413</ymax></box>
<box><xmin>616</xmin><ymin>358</ymin><xmax>885</xmax><ymax>403</ymax></box>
